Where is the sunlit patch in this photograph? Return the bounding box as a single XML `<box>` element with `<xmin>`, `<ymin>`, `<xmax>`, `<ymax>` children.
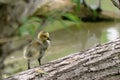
<box><xmin>90</xmin><ymin>5</ymin><xmax>98</xmax><ymax>10</ymax></box>
<box><xmin>107</xmin><ymin>28</ymin><xmax>119</xmax><ymax>41</ymax></box>
<box><xmin>85</xmin><ymin>0</ymin><xmax>100</xmax><ymax>9</ymax></box>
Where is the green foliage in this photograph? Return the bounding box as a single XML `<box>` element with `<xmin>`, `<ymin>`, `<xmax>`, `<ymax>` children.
<box><xmin>72</xmin><ymin>0</ymin><xmax>80</xmax><ymax>14</ymax></box>
<box><xmin>19</xmin><ymin>17</ymin><xmax>41</xmax><ymax>38</ymax></box>
<box><xmin>92</xmin><ymin>10</ymin><xmax>98</xmax><ymax>20</ymax></box>
<box><xmin>63</xmin><ymin>13</ymin><xmax>80</xmax><ymax>23</ymax></box>
<box><xmin>57</xmin><ymin>19</ymin><xmax>72</xmax><ymax>32</ymax></box>
<box><xmin>18</xmin><ymin>0</ymin><xmax>82</xmax><ymax>37</ymax></box>
<box><xmin>62</xmin><ymin>13</ymin><xmax>81</xmax><ymax>30</ymax></box>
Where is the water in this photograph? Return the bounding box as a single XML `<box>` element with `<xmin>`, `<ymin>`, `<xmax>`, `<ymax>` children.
<box><xmin>4</xmin><ymin>21</ymin><xmax>120</xmax><ymax>77</ymax></box>
<box><xmin>46</xmin><ymin>21</ymin><xmax>120</xmax><ymax>62</ymax></box>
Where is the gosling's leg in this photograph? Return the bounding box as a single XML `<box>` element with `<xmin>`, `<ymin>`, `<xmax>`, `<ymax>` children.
<box><xmin>28</xmin><ymin>59</ymin><xmax>31</xmax><ymax>69</ymax></box>
<box><xmin>38</xmin><ymin>58</ymin><xmax>41</xmax><ymax>66</ymax></box>
<box><xmin>38</xmin><ymin>58</ymin><xmax>43</xmax><ymax>77</ymax></box>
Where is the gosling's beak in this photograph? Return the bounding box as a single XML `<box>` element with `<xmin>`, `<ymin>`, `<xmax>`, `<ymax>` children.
<box><xmin>47</xmin><ymin>37</ymin><xmax>51</xmax><ymax>41</ymax></box>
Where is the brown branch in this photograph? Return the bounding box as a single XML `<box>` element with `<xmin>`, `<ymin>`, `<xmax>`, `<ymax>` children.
<box><xmin>111</xmin><ymin>0</ymin><xmax>120</xmax><ymax>9</ymax></box>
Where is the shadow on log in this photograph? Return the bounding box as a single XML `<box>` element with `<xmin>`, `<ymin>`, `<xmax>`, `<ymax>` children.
<box><xmin>3</xmin><ymin>38</ymin><xmax>120</xmax><ymax>80</ymax></box>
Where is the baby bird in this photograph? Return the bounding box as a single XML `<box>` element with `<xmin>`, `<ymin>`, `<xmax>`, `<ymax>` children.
<box><xmin>23</xmin><ymin>31</ymin><xmax>51</xmax><ymax>69</ymax></box>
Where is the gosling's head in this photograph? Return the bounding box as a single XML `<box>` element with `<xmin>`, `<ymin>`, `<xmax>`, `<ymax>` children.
<box><xmin>37</xmin><ymin>31</ymin><xmax>51</xmax><ymax>41</ymax></box>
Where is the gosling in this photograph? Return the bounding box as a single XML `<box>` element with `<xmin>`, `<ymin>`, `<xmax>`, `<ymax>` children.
<box><xmin>23</xmin><ymin>31</ymin><xmax>51</xmax><ymax>69</ymax></box>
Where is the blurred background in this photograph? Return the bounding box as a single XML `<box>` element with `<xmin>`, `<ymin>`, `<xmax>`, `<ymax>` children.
<box><xmin>1</xmin><ymin>0</ymin><xmax>120</xmax><ymax>78</ymax></box>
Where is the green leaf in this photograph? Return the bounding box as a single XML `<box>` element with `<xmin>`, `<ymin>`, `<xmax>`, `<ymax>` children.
<box><xmin>28</xmin><ymin>17</ymin><xmax>41</xmax><ymax>23</ymax></box>
<box><xmin>18</xmin><ymin>17</ymin><xmax>41</xmax><ymax>38</ymax></box>
<box><xmin>72</xmin><ymin>0</ymin><xmax>80</xmax><ymax>13</ymax></box>
<box><xmin>63</xmin><ymin>13</ymin><xmax>80</xmax><ymax>22</ymax></box>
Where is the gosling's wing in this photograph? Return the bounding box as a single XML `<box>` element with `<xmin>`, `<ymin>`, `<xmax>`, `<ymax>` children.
<box><xmin>38</xmin><ymin>40</ymin><xmax>51</xmax><ymax>59</ymax></box>
<box><xmin>42</xmin><ymin>40</ymin><xmax>51</xmax><ymax>52</ymax></box>
<box><xmin>23</xmin><ymin>41</ymin><xmax>42</xmax><ymax>59</ymax></box>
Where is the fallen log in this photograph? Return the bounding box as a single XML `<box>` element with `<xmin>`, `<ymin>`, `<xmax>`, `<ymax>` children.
<box><xmin>3</xmin><ymin>38</ymin><xmax>120</xmax><ymax>80</ymax></box>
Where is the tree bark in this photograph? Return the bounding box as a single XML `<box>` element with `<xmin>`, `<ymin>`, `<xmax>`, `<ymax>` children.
<box><xmin>3</xmin><ymin>38</ymin><xmax>120</xmax><ymax>80</ymax></box>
